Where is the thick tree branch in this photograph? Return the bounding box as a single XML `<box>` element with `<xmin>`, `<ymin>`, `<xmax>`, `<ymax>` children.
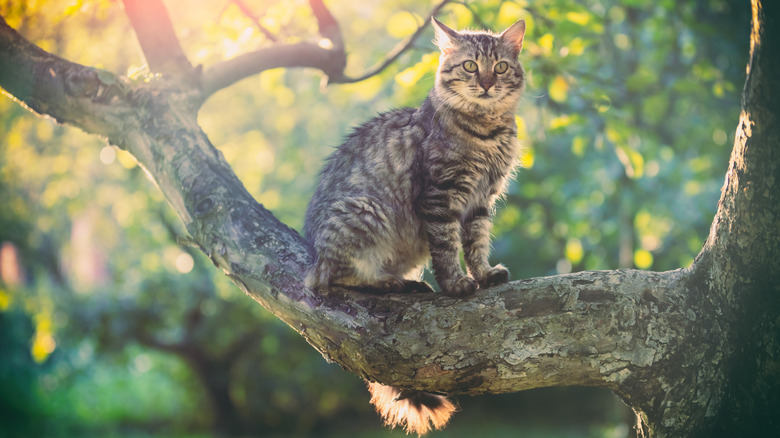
<box><xmin>121</xmin><ymin>0</ymin><xmax>198</xmax><ymax>84</ymax></box>
<box><xmin>200</xmin><ymin>42</ymin><xmax>344</xmax><ymax>98</ymax></box>
<box><xmin>0</xmin><ymin>16</ymin><xmax>131</xmax><ymax>138</ymax></box>
<box><xmin>309</xmin><ymin>0</ymin><xmax>343</xmax><ymax>51</ymax></box>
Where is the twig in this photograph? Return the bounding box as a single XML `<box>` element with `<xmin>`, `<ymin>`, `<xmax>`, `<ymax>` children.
<box><xmin>229</xmin><ymin>0</ymin><xmax>278</xmax><ymax>42</ymax></box>
<box><xmin>333</xmin><ymin>0</ymin><xmax>453</xmax><ymax>83</ymax></box>
<box><xmin>452</xmin><ymin>0</ymin><xmax>488</xmax><ymax>29</ymax></box>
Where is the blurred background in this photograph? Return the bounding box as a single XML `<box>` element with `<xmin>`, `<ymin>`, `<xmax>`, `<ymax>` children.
<box><xmin>0</xmin><ymin>0</ymin><xmax>749</xmax><ymax>436</ymax></box>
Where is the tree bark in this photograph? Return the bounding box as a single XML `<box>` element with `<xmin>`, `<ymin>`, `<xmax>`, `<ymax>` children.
<box><xmin>0</xmin><ymin>1</ymin><xmax>778</xmax><ymax>436</ymax></box>
<box><xmin>684</xmin><ymin>1</ymin><xmax>780</xmax><ymax>435</ymax></box>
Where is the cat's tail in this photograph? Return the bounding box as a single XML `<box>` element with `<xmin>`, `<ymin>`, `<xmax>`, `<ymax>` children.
<box><xmin>367</xmin><ymin>381</ymin><xmax>456</xmax><ymax>436</ymax></box>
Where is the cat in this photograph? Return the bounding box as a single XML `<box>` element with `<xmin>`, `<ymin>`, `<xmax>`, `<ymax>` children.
<box><xmin>304</xmin><ymin>17</ymin><xmax>526</xmax><ymax>435</ymax></box>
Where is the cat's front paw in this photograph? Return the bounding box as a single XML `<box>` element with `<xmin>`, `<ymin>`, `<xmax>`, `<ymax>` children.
<box><xmin>442</xmin><ymin>276</ymin><xmax>478</xmax><ymax>297</ymax></box>
<box><xmin>479</xmin><ymin>265</ymin><xmax>510</xmax><ymax>288</ymax></box>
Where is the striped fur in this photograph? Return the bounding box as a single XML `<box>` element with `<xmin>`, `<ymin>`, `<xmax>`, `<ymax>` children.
<box><xmin>304</xmin><ymin>18</ymin><xmax>526</xmax><ymax>435</ymax></box>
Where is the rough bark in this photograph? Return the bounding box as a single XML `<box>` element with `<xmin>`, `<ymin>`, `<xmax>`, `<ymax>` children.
<box><xmin>685</xmin><ymin>1</ymin><xmax>780</xmax><ymax>435</ymax></box>
<box><xmin>0</xmin><ymin>1</ymin><xmax>778</xmax><ymax>436</ymax></box>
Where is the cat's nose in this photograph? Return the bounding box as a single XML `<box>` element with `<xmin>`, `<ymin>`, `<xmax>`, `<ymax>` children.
<box><xmin>479</xmin><ymin>75</ymin><xmax>495</xmax><ymax>92</ymax></box>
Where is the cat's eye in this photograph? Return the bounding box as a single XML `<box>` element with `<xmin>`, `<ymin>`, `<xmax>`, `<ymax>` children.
<box><xmin>494</xmin><ymin>61</ymin><xmax>509</xmax><ymax>74</ymax></box>
<box><xmin>462</xmin><ymin>60</ymin><xmax>478</xmax><ymax>73</ymax></box>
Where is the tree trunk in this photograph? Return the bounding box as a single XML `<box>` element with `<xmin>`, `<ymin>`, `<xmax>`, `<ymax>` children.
<box><xmin>0</xmin><ymin>1</ymin><xmax>777</xmax><ymax>436</ymax></box>
<box><xmin>684</xmin><ymin>1</ymin><xmax>780</xmax><ymax>435</ymax></box>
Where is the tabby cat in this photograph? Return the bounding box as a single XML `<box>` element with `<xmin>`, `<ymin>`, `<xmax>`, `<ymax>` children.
<box><xmin>304</xmin><ymin>17</ymin><xmax>526</xmax><ymax>435</ymax></box>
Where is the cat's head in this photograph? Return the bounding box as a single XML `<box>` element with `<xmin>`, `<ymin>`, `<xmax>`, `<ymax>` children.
<box><xmin>432</xmin><ymin>18</ymin><xmax>526</xmax><ymax>113</ymax></box>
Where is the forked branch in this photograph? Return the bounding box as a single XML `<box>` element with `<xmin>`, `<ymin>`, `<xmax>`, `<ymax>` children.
<box><xmin>334</xmin><ymin>0</ymin><xmax>453</xmax><ymax>84</ymax></box>
<box><xmin>227</xmin><ymin>0</ymin><xmax>278</xmax><ymax>42</ymax></box>
<box><xmin>121</xmin><ymin>0</ymin><xmax>198</xmax><ymax>84</ymax></box>
<box><xmin>200</xmin><ymin>0</ymin><xmax>453</xmax><ymax>98</ymax></box>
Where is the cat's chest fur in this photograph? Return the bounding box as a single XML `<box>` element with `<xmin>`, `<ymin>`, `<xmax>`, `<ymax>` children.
<box><xmin>422</xmin><ymin>110</ymin><xmax>519</xmax><ymax>213</ymax></box>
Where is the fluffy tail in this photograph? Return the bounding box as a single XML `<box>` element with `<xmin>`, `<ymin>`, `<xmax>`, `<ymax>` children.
<box><xmin>367</xmin><ymin>381</ymin><xmax>456</xmax><ymax>436</ymax></box>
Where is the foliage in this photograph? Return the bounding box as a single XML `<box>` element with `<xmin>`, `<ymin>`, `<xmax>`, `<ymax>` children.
<box><xmin>0</xmin><ymin>0</ymin><xmax>748</xmax><ymax>436</ymax></box>
<box><xmin>0</xmin><ymin>309</ymin><xmax>46</xmax><ymax>437</ymax></box>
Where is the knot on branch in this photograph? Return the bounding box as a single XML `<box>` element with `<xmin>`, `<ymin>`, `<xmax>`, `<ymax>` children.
<box><xmin>62</xmin><ymin>66</ymin><xmax>100</xmax><ymax>98</ymax></box>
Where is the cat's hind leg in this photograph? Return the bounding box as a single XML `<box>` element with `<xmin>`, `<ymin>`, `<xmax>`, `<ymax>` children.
<box><xmin>307</xmin><ymin>251</ymin><xmax>412</xmax><ymax>294</ymax></box>
<box><xmin>395</xmin><ymin>265</ymin><xmax>435</xmax><ymax>293</ymax></box>
<box><xmin>307</xmin><ymin>197</ymin><xmax>410</xmax><ymax>293</ymax></box>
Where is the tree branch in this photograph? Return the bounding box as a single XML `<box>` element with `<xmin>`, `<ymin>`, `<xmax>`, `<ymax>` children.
<box><xmin>334</xmin><ymin>0</ymin><xmax>453</xmax><ymax>84</ymax></box>
<box><xmin>121</xmin><ymin>0</ymin><xmax>198</xmax><ymax>84</ymax></box>
<box><xmin>199</xmin><ymin>0</ymin><xmax>452</xmax><ymax>98</ymax></box>
<box><xmin>200</xmin><ymin>42</ymin><xmax>343</xmax><ymax>98</ymax></box>
<box><xmin>200</xmin><ymin>0</ymin><xmax>348</xmax><ymax>97</ymax></box>
<box><xmin>0</xmin><ymin>16</ymin><xmax>131</xmax><ymax>139</ymax></box>
<box><xmin>227</xmin><ymin>0</ymin><xmax>278</xmax><ymax>42</ymax></box>
<box><xmin>309</xmin><ymin>0</ymin><xmax>344</xmax><ymax>51</ymax></box>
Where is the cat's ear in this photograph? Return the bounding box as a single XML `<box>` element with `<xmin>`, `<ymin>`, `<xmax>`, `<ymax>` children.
<box><xmin>500</xmin><ymin>19</ymin><xmax>526</xmax><ymax>57</ymax></box>
<box><xmin>432</xmin><ymin>17</ymin><xmax>460</xmax><ymax>54</ymax></box>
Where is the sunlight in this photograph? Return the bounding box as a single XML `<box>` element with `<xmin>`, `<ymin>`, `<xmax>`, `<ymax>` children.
<box><xmin>750</xmin><ymin>0</ymin><xmax>760</xmax><ymax>57</ymax></box>
<box><xmin>0</xmin><ymin>290</ymin><xmax>10</xmax><ymax>311</ymax></box>
<box><xmin>99</xmin><ymin>145</ymin><xmax>116</xmax><ymax>165</ymax></box>
<box><xmin>395</xmin><ymin>52</ymin><xmax>438</xmax><ymax>88</ymax></box>
<box><xmin>386</xmin><ymin>11</ymin><xmax>420</xmax><ymax>39</ymax></box>
<box><xmin>223</xmin><ymin>27</ymin><xmax>254</xmax><ymax>59</ymax></box>
<box><xmin>175</xmin><ymin>252</ymin><xmax>194</xmax><ymax>274</ymax></box>
<box><xmin>565</xmin><ymin>238</ymin><xmax>584</xmax><ymax>265</ymax></box>
<box><xmin>634</xmin><ymin>249</ymin><xmax>653</xmax><ymax>269</ymax></box>
<box><xmin>317</xmin><ymin>37</ymin><xmax>333</xmax><ymax>50</ymax></box>
<box><xmin>32</xmin><ymin>313</ymin><xmax>56</xmax><ymax>363</ymax></box>
<box><xmin>548</xmin><ymin>75</ymin><xmax>569</xmax><ymax>102</ymax></box>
